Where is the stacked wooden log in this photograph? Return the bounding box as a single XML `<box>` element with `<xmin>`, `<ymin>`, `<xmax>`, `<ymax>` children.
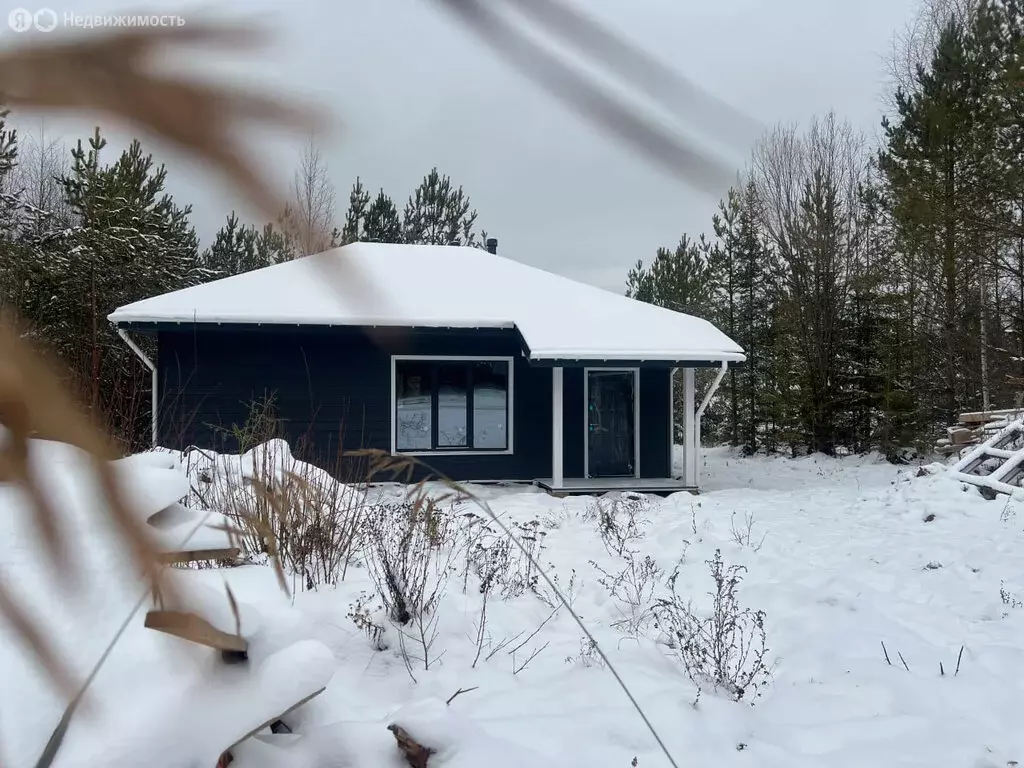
<box><xmin>935</xmin><ymin>408</ymin><xmax>1024</xmax><ymax>457</ymax></box>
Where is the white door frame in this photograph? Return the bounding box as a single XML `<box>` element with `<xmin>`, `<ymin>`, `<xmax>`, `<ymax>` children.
<box><xmin>583</xmin><ymin>367</ymin><xmax>641</xmax><ymax>479</ymax></box>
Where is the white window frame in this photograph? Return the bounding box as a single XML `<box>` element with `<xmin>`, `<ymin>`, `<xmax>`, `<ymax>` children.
<box><xmin>391</xmin><ymin>355</ymin><xmax>515</xmax><ymax>456</ymax></box>
<box><xmin>583</xmin><ymin>367</ymin><xmax>641</xmax><ymax>479</ymax></box>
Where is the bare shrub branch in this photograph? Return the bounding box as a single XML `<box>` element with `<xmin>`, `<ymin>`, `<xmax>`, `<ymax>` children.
<box><xmin>653</xmin><ymin>549</ymin><xmax>773</xmax><ymax>702</ymax></box>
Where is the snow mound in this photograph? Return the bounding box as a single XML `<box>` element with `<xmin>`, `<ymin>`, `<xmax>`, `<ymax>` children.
<box><xmin>389</xmin><ymin>698</ymin><xmax>558</xmax><ymax>768</ymax></box>
<box><xmin>176</xmin><ymin>439</ymin><xmax>365</xmax><ymax>516</ymax></box>
<box><xmin>8</xmin><ymin>441</ymin><xmax>1024</xmax><ymax>768</ymax></box>
<box><xmin>158</xmin><ymin>575</ymin><xmax>263</xmax><ymax>637</ymax></box>
<box><xmin>53</xmin><ymin>639</ymin><xmax>335</xmax><ymax>768</ymax></box>
<box><xmin>146</xmin><ymin>502</ymin><xmax>236</xmax><ymax>553</ymax></box>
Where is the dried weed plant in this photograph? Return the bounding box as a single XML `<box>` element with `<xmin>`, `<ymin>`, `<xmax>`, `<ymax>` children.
<box><xmin>0</xmin><ymin>7</ymin><xmax>756</xmax><ymax>768</ymax></box>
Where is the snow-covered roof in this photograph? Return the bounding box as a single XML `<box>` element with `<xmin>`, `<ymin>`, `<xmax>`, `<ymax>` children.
<box><xmin>108</xmin><ymin>243</ymin><xmax>745</xmax><ymax>362</ymax></box>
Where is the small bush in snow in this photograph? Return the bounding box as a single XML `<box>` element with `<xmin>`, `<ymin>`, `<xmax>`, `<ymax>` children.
<box><xmin>540</xmin><ymin>502</ymin><xmax>571</xmax><ymax>530</ymax></box>
<box><xmin>533</xmin><ymin>566</ymin><xmax>581</xmax><ymax>611</ymax></box>
<box><xmin>348</xmin><ymin>590</ymin><xmax>387</xmax><ymax>650</ymax></box>
<box><xmin>653</xmin><ymin>549</ymin><xmax>772</xmax><ymax>703</ymax></box>
<box><xmin>590</xmin><ymin>553</ymin><xmax>664</xmax><ymax>636</ymax></box>
<box><xmin>361</xmin><ymin>496</ymin><xmax>467</xmax><ymax>678</ymax></box>
<box><xmin>583</xmin><ymin>493</ymin><xmax>650</xmax><ymax>557</ymax></box>
<box><xmin>1001</xmin><ymin>581</ymin><xmax>1023</xmax><ymax>611</ymax></box>
<box><xmin>463</xmin><ymin>515</ymin><xmax>546</xmax><ymax>599</ymax></box>
<box><xmin>565</xmin><ymin>636</ymin><xmax>605</xmax><ymax>669</ymax></box>
<box><xmin>364</xmin><ymin>498</ymin><xmax>459</xmax><ymax>625</ymax></box>
<box><xmin>182</xmin><ymin>439</ymin><xmax>366</xmax><ymax>591</ymax></box>
<box><xmin>729</xmin><ymin>511</ymin><xmax>766</xmax><ymax>551</ymax></box>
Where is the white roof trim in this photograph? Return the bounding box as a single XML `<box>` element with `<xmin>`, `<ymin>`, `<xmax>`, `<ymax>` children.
<box><xmin>108</xmin><ymin>243</ymin><xmax>745</xmax><ymax>363</ymax></box>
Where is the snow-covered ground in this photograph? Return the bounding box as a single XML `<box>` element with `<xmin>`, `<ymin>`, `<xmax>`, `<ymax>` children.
<box><xmin>3</xmin><ymin>443</ymin><xmax>1024</xmax><ymax>767</ymax></box>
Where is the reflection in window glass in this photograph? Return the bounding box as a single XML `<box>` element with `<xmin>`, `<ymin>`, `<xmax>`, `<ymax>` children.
<box><xmin>395</xmin><ymin>361</ymin><xmax>432</xmax><ymax>450</ymax></box>
<box><xmin>436</xmin><ymin>364</ymin><xmax>468</xmax><ymax>447</ymax></box>
<box><xmin>473</xmin><ymin>361</ymin><xmax>508</xmax><ymax>449</ymax></box>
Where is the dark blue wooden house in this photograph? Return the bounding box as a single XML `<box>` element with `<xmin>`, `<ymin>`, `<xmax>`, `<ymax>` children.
<box><xmin>108</xmin><ymin>242</ymin><xmax>744</xmax><ymax>493</ymax></box>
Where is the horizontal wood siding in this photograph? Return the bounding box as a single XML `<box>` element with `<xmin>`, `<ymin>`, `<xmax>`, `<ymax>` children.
<box><xmin>155</xmin><ymin>325</ymin><xmax>676</xmax><ymax>484</ymax></box>
<box><xmin>157</xmin><ymin>326</ymin><xmax>555</xmax><ymax>482</ymax></box>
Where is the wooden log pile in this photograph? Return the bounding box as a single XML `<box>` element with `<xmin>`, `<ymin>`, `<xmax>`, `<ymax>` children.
<box><xmin>935</xmin><ymin>408</ymin><xmax>1024</xmax><ymax>457</ymax></box>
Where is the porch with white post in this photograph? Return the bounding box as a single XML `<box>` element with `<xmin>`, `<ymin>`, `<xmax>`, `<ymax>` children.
<box><xmin>537</xmin><ymin>362</ymin><xmax>718</xmax><ymax>496</ymax></box>
<box><xmin>680</xmin><ymin>362</ymin><xmax>729</xmax><ymax>489</ymax></box>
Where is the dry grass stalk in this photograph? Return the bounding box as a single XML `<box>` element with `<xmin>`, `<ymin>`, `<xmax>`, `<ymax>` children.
<box><xmin>0</xmin><ymin>21</ymin><xmax>324</xmax><ymax>758</ymax></box>
<box><xmin>0</xmin><ymin>320</ymin><xmax>170</xmax><ymax>698</ymax></box>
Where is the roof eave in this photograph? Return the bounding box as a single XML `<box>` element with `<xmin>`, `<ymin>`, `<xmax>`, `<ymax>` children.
<box><xmin>528</xmin><ymin>352</ymin><xmax>746</xmax><ymax>363</ymax></box>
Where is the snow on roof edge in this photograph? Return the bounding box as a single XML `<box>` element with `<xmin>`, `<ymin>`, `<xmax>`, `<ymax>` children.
<box><xmin>108</xmin><ymin>313</ymin><xmax>745</xmax><ymax>362</ymax></box>
<box><xmin>528</xmin><ymin>349</ymin><xmax>746</xmax><ymax>362</ymax></box>
<box><xmin>107</xmin><ymin>312</ymin><xmax>517</xmax><ymax>329</ymax></box>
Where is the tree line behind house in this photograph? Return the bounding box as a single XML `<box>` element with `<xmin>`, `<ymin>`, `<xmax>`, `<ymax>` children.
<box><xmin>0</xmin><ymin>0</ymin><xmax>1005</xmax><ymax>462</ymax></box>
<box><xmin>630</xmin><ymin>0</ymin><xmax>1024</xmax><ymax>461</ymax></box>
<box><xmin>0</xmin><ymin>120</ymin><xmax>488</xmax><ymax>450</ymax></box>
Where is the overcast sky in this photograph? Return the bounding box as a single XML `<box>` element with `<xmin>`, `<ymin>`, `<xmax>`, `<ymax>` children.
<box><xmin>2</xmin><ymin>0</ymin><xmax>919</xmax><ymax>291</ymax></box>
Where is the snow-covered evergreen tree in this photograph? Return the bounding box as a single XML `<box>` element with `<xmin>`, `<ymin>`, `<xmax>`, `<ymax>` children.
<box><xmin>203</xmin><ymin>212</ymin><xmax>294</xmax><ymax>277</ymax></box>
<box><xmin>15</xmin><ymin>128</ymin><xmax>205</xmax><ymax>446</ymax></box>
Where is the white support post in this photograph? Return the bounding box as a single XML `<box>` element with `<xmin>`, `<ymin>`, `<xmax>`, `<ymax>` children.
<box><xmin>117</xmin><ymin>327</ymin><xmax>158</xmax><ymax>448</ymax></box>
<box><xmin>694</xmin><ymin>361</ymin><xmax>728</xmax><ymax>489</ymax></box>
<box><xmin>552</xmin><ymin>366</ymin><xmax>564</xmax><ymax>489</ymax></box>
<box><xmin>683</xmin><ymin>368</ymin><xmax>696</xmax><ymax>487</ymax></box>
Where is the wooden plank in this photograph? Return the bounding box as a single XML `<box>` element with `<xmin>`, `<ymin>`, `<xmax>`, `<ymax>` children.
<box><xmin>948</xmin><ymin>427</ymin><xmax>979</xmax><ymax>445</ymax></box>
<box><xmin>958</xmin><ymin>408</ymin><xmax>1024</xmax><ymax>425</ymax></box>
<box><xmin>144</xmin><ymin>610</ymin><xmax>247</xmax><ymax>653</ymax></box>
<box><xmin>157</xmin><ymin>547</ymin><xmax>241</xmax><ymax>565</ymax></box>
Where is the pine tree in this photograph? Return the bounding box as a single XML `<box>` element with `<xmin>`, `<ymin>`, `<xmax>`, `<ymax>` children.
<box><xmin>0</xmin><ymin>112</ymin><xmax>20</xmax><ymax>240</ymax></box>
<box><xmin>0</xmin><ymin>111</ymin><xmax>27</xmax><ymax>314</ymax></box>
<box><xmin>880</xmin><ymin>18</ymin><xmax>998</xmax><ymax>425</ymax></box>
<box><xmin>403</xmin><ymin>168</ymin><xmax>479</xmax><ymax>246</ymax></box>
<box><xmin>19</xmin><ymin>129</ymin><xmax>204</xmax><ymax>446</ymax></box>
<box><xmin>202</xmin><ymin>212</ymin><xmax>293</xmax><ymax>278</ymax></box>
<box><xmin>364</xmin><ymin>189</ymin><xmax>402</xmax><ymax>243</ymax></box>
<box><xmin>732</xmin><ymin>180</ymin><xmax>776</xmax><ymax>453</ymax></box>
<box><xmin>340</xmin><ymin>177</ymin><xmax>371</xmax><ymax>244</ymax></box>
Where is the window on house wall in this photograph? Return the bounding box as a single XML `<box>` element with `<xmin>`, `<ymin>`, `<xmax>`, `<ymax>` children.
<box><xmin>394</xmin><ymin>358</ymin><xmax>512</xmax><ymax>452</ymax></box>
